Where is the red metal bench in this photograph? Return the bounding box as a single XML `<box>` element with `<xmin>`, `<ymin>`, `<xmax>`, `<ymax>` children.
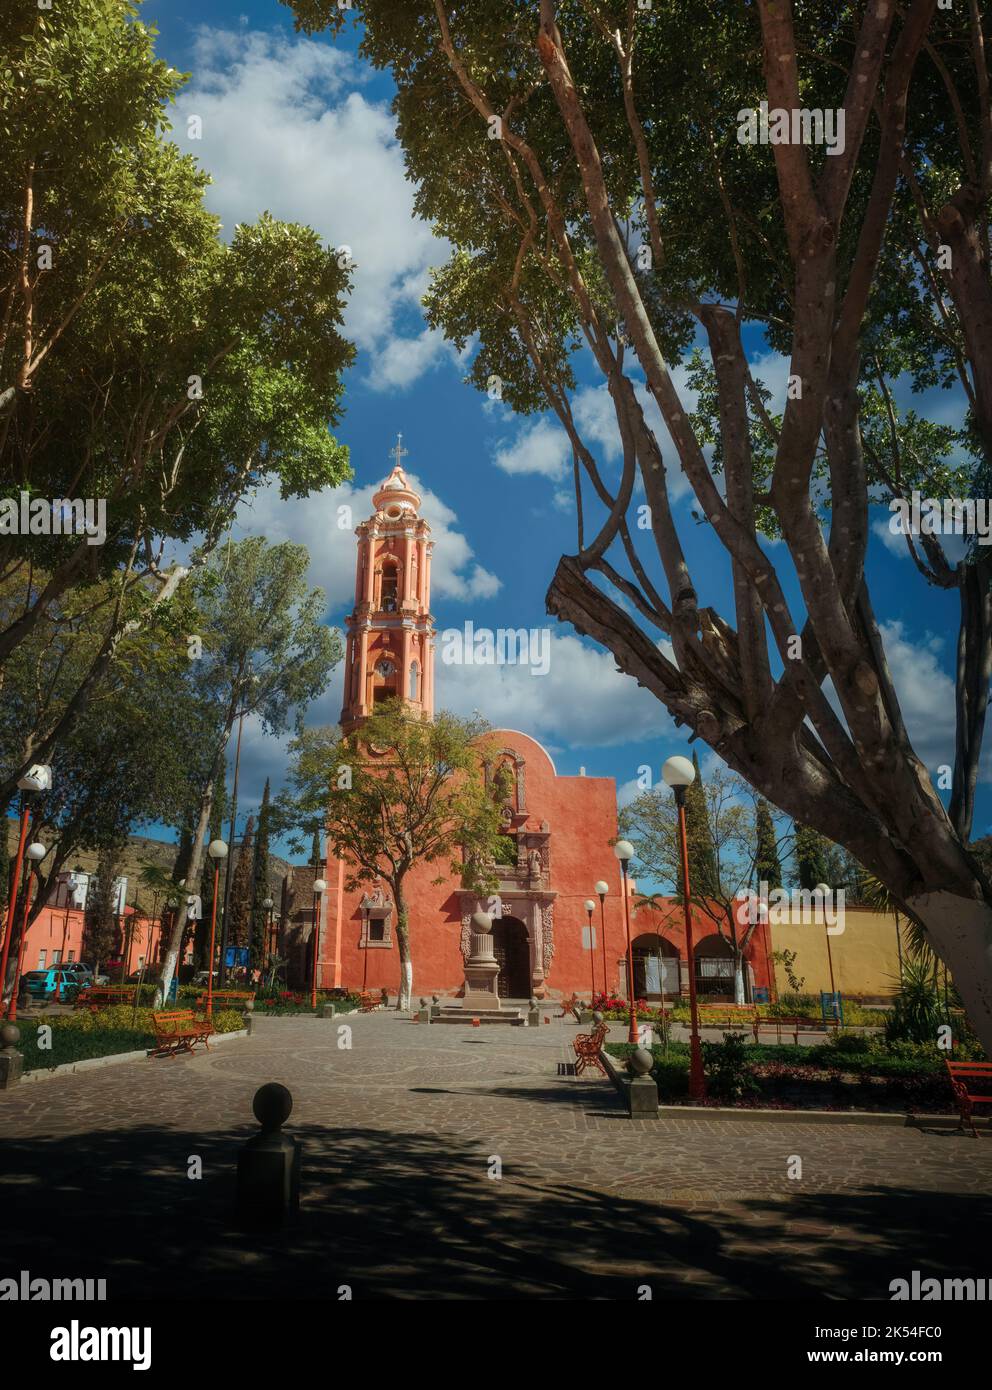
<box><xmin>75</xmin><ymin>985</ymin><xmax>139</xmax><ymax>1012</ymax></box>
<box><xmin>152</xmin><ymin>1010</ymin><xmax>213</xmax><ymax>1059</ymax></box>
<box><xmin>556</xmin><ymin>993</ymin><xmax>583</xmax><ymax>1021</ymax></box>
<box><xmin>945</xmin><ymin>1059</ymin><xmax>992</xmax><ymax>1138</ymax></box>
<box><xmin>573</xmin><ymin>1022</ymin><xmax>609</xmax><ymax>1077</ymax></box>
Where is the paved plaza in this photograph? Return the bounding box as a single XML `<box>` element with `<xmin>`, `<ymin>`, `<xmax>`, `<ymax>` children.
<box><xmin>1</xmin><ymin>1013</ymin><xmax>990</xmax><ymax>1300</ymax></box>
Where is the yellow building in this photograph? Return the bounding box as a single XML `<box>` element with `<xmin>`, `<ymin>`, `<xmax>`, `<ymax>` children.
<box><xmin>769</xmin><ymin>907</ymin><xmax>904</xmax><ymax>1001</ymax></box>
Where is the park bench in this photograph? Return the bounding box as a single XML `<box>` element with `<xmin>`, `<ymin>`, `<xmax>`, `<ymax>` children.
<box><xmin>151</xmin><ymin>1010</ymin><xmax>213</xmax><ymax>1059</ymax></box>
<box><xmin>752</xmin><ymin>1015</ymin><xmax>841</xmax><ymax>1045</ymax></box>
<box><xmin>193</xmin><ymin>990</ymin><xmax>255</xmax><ymax>1010</ymax></box>
<box><xmin>74</xmin><ymin>985</ymin><xmax>139</xmax><ymax>1012</ymax></box>
<box><xmin>556</xmin><ymin>993</ymin><xmax>583</xmax><ymax>1021</ymax></box>
<box><xmin>358</xmin><ymin>990</ymin><xmax>380</xmax><ymax>1013</ymax></box>
<box><xmin>697</xmin><ymin>1004</ymin><xmax>759</xmax><ymax>1032</ymax></box>
<box><xmin>572</xmin><ymin>1022</ymin><xmax>609</xmax><ymax>1077</ymax></box>
<box><xmin>945</xmin><ymin>1059</ymin><xmax>992</xmax><ymax>1138</ymax></box>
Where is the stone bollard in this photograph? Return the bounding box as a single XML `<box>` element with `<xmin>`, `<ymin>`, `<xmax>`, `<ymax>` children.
<box><xmin>0</xmin><ymin>1023</ymin><xmax>23</xmax><ymax>1089</ymax></box>
<box><xmin>527</xmin><ymin>996</ymin><xmax>540</xmax><ymax>1027</ymax></box>
<box><xmin>236</xmin><ymin>1083</ymin><xmax>301</xmax><ymax>1227</ymax></box>
<box><xmin>416</xmin><ymin>996</ymin><xmax>430</xmax><ymax>1024</ymax></box>
<box><xmin>244</xmin><ymin>999</ymin><xmax>254</xmax><ymax>1036</ymax></box>
<box><xmin>430</xmin><ymin>993</ymin><xmax>440</xmax><ymax>1020</ymax></box>
<box><xmin>628</xmin><ymin>1047</ymin><xmax>659</xmax><ymax>1118</ymax></box>
<box><xmin>318</xmin><ymin>1002</ymin><xmax>336</xmax><ymax>1019</ymax></box>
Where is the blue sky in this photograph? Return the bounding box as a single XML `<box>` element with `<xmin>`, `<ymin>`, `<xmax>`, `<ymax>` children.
<box><xmin>140</xmin><ymin>0</ymin><xmax>990</xmax><ymax>867</ymax></box>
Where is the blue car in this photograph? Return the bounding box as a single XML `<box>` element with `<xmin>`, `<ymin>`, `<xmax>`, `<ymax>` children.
<box><xmin>21</xmin><ymin>968</ymin><xmax>81</xmax><ymax>1002</ymax></box>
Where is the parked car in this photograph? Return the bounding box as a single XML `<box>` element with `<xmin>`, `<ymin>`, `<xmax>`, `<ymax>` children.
<box><xmin>21</xmin><ymin>968</ymin><xmax>81</xmax><ymax>1001</ymax></box>
<box><xmin>56</xmin><ymin>963</ymin><xmax>94</xmax><ymax>985</ymax></box>
<box><xmin>192</xmin><ymin>971</ymin><xmax>219</xmax><ymax>988</ymax></box>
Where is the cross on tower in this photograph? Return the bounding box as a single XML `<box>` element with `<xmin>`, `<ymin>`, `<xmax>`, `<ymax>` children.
<box><xmin>390</xmin><ymin>433</ymin><xmax>408</xmax><ymax>470</ymax></box>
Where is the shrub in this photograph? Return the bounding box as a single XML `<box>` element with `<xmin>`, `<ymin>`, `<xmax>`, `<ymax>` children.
<box><xmin>885</xmin><ymin>960</ymin><xmax>949</xmax><ymax>1044</ymax></box>
<box><xmin>701</xmin><ymin>1031</ymin><xmax>760</xmax><ymax>1101</ymax></box>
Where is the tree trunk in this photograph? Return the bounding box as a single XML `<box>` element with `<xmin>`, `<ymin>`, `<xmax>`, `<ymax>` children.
<box><xmin>394</xmin><ymin>877</ymin><xmax>412</xmax><ymax>1010</ymax></box>
<box><xmin>158</xmin><ymin>768</ymin><xmax>219</xmax><ymax>1008</ymax></box>
<box><xmin>905</xmin><ymin>891</ymin><xmax>992</xmax><ymax>1047</ymax></box>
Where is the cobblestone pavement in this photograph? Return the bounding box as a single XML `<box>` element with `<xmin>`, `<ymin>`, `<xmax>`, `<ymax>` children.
<box><xmin>1</xmin><ymin>1014</ymin><xmax>989</xmax><ymax>1300</ymax></box>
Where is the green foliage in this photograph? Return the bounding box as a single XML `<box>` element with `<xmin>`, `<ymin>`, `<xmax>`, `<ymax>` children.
<box><xmin>700</xmin><ymin>1031</ymin><xmax>761</xmax><ymax>1101</ymax></box>
<box><xmin>82</xmin><ymin>847</ymin><xmax>123</xmax><ymax>968</ymax></box>
<box><xmin>771</xmin><ymin>949</ymin><xmax>805</xmax><ymax>995</ymax></box>
<box><xmin>885</xmin><ymin>958</ymin><xmax>950</xmax><ymax>1045</ymax></box>
<box><xmin>249</xmin><ymin>779</ymin><xmax>273</xmax><ymax>975</ymax></box>
<box><xmin>754</xmin><ymin>800</ymin><xmax>782</xmax><ymax>891</ymax></box>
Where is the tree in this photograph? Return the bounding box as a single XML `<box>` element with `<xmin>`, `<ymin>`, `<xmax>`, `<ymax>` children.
<box><xmin>227</xmin><ymin>816</ymin><xmax>255</xmax><ymax>953</ymax></box>
<box><xmin>293</xmin><ymin>0</ymin><xmax>992</xmax><ymax>1051</ymax></box>
<box><xmin>754</xmin><ymin>800</ymin><xmax>783</xmax><ymax>892</ymax></box>
<box><xmin>156</xmin><ymin>537</ymin><xmax>341</xmax><ymax>1007</ymax></box>
<box><xmin>684</xmin><ymin>750</ymin><xmax>719</xmax><ymax>899</ymax></box>
<box><xmin>196</xmin><ymin>771</ymin><xmax>228</xmax><ymax>970</ymax></box>
<box><xmin>0</xmin><ymin>0</ymin><xmax>354</xmax><ymax>803</ymax></box>
<box><xmin>281</xmin><ymin>704</ymin><xmax>506</xmax><ymax>1010</ymax></box>
<box><xmin>82</xmin><ymin>847</ymin><xmax>123</xmax><ymax>976</ymax></box>
<box><xmin>621</xmin><ymin>767</ymin><xmax>764</xmax><ymax>1003</ymax></box>
<box><xmin>250</xmin><ymin>779</ymin><xmax>272</xmax><ymax>978</ymax></box>
<box><xmin>792</xmin><ymin>824</ymin><xmax>832</xmax><ymax>892</ymax></box>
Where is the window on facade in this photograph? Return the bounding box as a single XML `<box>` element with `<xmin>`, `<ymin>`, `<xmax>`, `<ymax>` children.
<box><xmin>68</xmin><ymin>950</ymin><xmax>76</xmax><ymax>962</ymax></box>
<box><xmin>53</xmin><ymin>950</ymin><xmax>61</xmax><ymax>964</ymax></box>
<box><xmin>38</xmin><ymin>950</ymin><xmax>47</xmax><ymax>969</ymax></box>
<box><xmin>409</xmin><ymin>660</ymin><xmax>419</xmax><ymax>700</ymax></box>
<box><xmin>368</xmin><ymin>919</ymin><xmax>386</xmax><ymax>943</ymax></box>
<box><xmin>380</xmin><ymin>567</ymin><xmax>398</xmax><ymax>612</ymax></box>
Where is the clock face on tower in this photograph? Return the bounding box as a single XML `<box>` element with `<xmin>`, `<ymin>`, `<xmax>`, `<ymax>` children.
<box><xmin>376</xmin><ymin>658</ymin><xmax>396</xmax><ymax>678</ymax></box>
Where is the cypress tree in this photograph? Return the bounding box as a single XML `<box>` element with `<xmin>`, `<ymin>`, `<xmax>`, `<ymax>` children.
<box><xmin>793</xmin><ymin>823</ymin><xmax>832</xmax><ymax>890</ymax></box>
<box><xmin>754</xmin><ymin>799</ymin><xmax>783</xmax><ymax>890</ymax></box>
<box><xmin>228</xmin><ymin>815</ymin><xmax>255</xmax><ymax>950</ymax></box>
<box><xmin>249</xmin><ymin>779</ymin><xmax>272</xmax><ymax>977</ymax></box>
<box><xmin>83</xmin><ymin>847</ymin><xmax>124</xmax><ymax>973</ymax></box>
<box><xmin>684</xmin><ymin>750</ymin><xmax>719</xmax><ymax>898</ymax></box>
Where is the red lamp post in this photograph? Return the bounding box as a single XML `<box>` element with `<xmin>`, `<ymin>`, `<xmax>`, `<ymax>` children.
<box><xmin>664</xmin><ymin>755</ymin><xmax>706</xmax><ymax>1101</ymax></box>
<box><xmin>205</xmin><ymin>839</ymin><xmax>228</xmax><ymax>1018</ymax></box>
<box><xmin>0</xmin><ymin>795</ymin><xmax>34</xmax><ymax>1023</ymax></box>
<box><xmin>614</xmin><ymin>841</ymin><xmax>639</xmax><ymax>1045</ymax></box>
<box><xmin>595</xmin><ymin>880</ymin><xmax>609</xmax><ymax>1003</ymax></box>
<box><xmin>9</xmin><ymin>841</ymin><xmax>47</xmax><ymax>1022</ymax></box>
<box><xmin>311</xmin><ymin>876</ymin><xmax>327</xmax><ymax>1010</ymax></box>
<box><xmin>584</xmin><ymin>899</ymin><xmax>597</xmax><ymax>1003</ymax></box>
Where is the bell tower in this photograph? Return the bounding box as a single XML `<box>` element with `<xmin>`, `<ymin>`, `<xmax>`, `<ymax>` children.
<box><xmin>340</xmin><ymin>435</ymin><xmax>435</xmax><ymax>734</ymax></box>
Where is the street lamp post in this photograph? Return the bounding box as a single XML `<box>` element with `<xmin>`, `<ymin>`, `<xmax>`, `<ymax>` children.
<box><xmin>595</xmin><ymin>880</ymin><xmax>609</xmax><ymax>1002</ymax></box>
<box><xmin>818</xmin><ymin>882</ymin><xmax>838</xmax><ymax>1014</ymax></box>
<box><xmin>613</xmin><ymin>841</ymin><xmax>639</xmax><ymax>1045</ymax></box>
<box><xmin>205</xmin><ymin>840</ymin><xmax>228</xmax><ymax>1017</ymax></box>
<box><xmin>584</xmin><ymin>899</ymin><xmax>597</xmax><ymax>1003</ymax></box>
<box><xmin>311</xmin><ymin>877</ymin><xmax>327</xmax><ymax>1010</ymax></box>
<box><xmin>0</xmin><ymin>765</ymin><xmax>51</xmax><ymax>1017</ymax></box>
<box><xmin>9</xmin><ymin>841</ymin><xmax>47</xmax><ymax>1022</ymax></box>
<box><xmin>663</xmin><ymin>755</ymin><xmax>706</xmax><ymax>1101</ymax></box>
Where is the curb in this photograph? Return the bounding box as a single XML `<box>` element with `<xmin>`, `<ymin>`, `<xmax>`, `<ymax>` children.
<box><xmin>601</xmin><ymin>1049</ymin><xmax>962</xmax><ymax>1128</ymax></box>
<box><xmin>15</xmin><ymin>1028</ymin><xmax>248</xmax><ymax>1086</ymax></box>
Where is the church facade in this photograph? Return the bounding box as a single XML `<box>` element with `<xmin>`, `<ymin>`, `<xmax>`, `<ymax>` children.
<box><xmin>281</xmin><ymin>459</ymin><xmax>774</xmax><ymax>1005</ymax></box>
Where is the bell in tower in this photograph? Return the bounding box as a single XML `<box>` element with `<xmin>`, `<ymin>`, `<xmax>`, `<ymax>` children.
<box><xmin>339</xmin><ymin>435</ymin><xmax>435</xmax><ymax>734</ymax></box>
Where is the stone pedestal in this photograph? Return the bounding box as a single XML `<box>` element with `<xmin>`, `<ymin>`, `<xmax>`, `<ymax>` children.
<box><xmin>628</xmin><ymin>1048</ymin><xmax>659</xmax><ymax>1118</ymax></box>
<box><xmin>237</xmin><ymin>1083</ymin><xmax>301</xmax><ymax>1227</ymax></box>
<box><xmin>416</xmin><ymin>997</ymin><xmax>430</xmax><ymax>1024</ymax></box>
<box><xmin>462</xmin><ymin>911</ymin><xmax>501</xmax><ymax>1012</ymax></box>
<box><xmin>527</xmin><ymin>996</ymin><xmax>540</xmax><ymax>1027</ymax></box>
<box><xmin>0</xmin><ymin>1023</ymin><xmax>23</xmax><ymax>1089</ymax></box>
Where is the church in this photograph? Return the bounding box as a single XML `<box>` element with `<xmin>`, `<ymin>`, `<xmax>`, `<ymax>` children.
<box><xmin>280</xmin><ymin>458</ymin><xmax>775</xmax><ymax>1006</ymax></box>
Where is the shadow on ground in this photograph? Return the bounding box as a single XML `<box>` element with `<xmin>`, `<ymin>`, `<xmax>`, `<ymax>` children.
<box><xmin>2</xmin><ymin>1105</ymin><xmax>988</xmax><ymax>1299</ymax></box>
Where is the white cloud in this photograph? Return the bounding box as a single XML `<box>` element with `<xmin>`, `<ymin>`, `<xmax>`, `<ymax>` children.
<box><xmin>435</xmin><ymin>630</ymin><xmax>677</xmax><ymax>752</ymax></box>
<box><xmin>175</xmin><ymin>28</ymin><xmax>451</xmax><ymax>386</ymax></box>
<box><xmin>878</xmin><ymin>620</ymin><xmax>958</xmax><ymax>775</ymax></box>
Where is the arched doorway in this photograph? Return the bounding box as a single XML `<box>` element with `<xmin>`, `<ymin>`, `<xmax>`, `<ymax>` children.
<box><xmin>492</xmin><ymin>916</ymin><xmax>530</xmax><ymax>999</ymax></box>
<box><xmin>694</xmin><ymin>933</ymin><xmax>735</xmax><ymax>999</ymax></box>
<box><xmin>632</xmin><ymin>933</ymin><xmax>679</xmax><ymax>1000</ymax></box>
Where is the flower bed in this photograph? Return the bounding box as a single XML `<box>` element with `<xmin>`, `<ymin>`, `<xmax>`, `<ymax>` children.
<box><xmin>12</xmin><ymin>1005</ymin><xmax>245</xmax><ymax>1072</ymax></box>
<box><xmin>605</xmin><ymin>1035</ymin><xmax>979</xmax><ymax>1113</ymax></box>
